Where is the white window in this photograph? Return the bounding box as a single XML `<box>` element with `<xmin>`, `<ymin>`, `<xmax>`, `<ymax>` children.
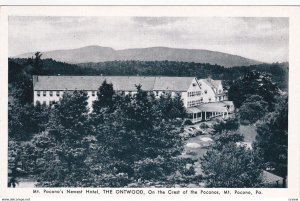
<box><xmin>43</xmin><ymin>91</ymin><xmax>46</xmax><ymax>96</ymax></box>
<box><xmin>92</xmin><ymin>91</ymin><xmax>96</xmax><ymax>96</ymax></box>
<box><xmin>37</xmin><ymin>91</ymin><xmax>40</xmax><ymax>97</ymax></box>
<box><xmin>36</xmin><ymin>100</ymin><xmax>40</xmax><ymax>105</ymax></box>
<box><xmin>56</xmin><ymin>91</ymin><xmax>60</xmax><ymax>97</ymax></box>
<box><xmin>204</xmin><ymin>90</ymin><xmax>207</xmax><ymax>94</ymax></box>
<box><xmin>209</xmin><ymin>97</ymin><xmax>211</xmax><ymax>102</ymax></box>
<box><xmin>50</xmin><ymin>91</ymin><xmax>53</xmax><ymax>97</ymax></box>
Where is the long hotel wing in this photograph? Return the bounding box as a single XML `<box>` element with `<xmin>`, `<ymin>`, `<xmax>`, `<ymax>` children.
<box><xmin>33</xmin><ymin>75</ymin><xmax>234</xmax><ymax>123</ymax></box>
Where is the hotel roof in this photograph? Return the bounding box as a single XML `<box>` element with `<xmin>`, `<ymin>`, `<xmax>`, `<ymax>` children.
<box><xmin>33</xmin><ymin>76</ymin><xmax>196</xmax><ymax>92</ymax></box>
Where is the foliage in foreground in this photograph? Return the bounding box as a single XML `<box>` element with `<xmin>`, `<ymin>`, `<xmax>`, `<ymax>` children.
<box><xmin>201</xmin><ymin>116</ymin><xmax>263</xmax><ymax>187</ymax></box>
<box><xmin>13</xmin><ymin>82</ymin><xmax>192</xmax><ymax>187</ymax></box>
<box><xmin>254</xmin><ymin>95</ymin><xmax>288</xmax><ymax>178</ymax></box>
<box><xmin>201</xmin><ymin>142</ymin><xmax>263</xmax><ymax>188</ymax></box>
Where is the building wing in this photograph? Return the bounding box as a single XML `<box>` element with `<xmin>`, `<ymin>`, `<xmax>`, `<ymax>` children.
<box><xmin>33</xmin><ymin>76</ymin><xmax>195</xmax><ymax>92</ymax></box>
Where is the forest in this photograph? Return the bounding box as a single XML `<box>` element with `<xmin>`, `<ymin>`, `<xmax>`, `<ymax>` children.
<box><xmin>8</xmin><ymin>55</ymin><xmax>288</xmax><ymax>187</ymax></box>
<box><xmin>10</xmin><ymin>58</ymin><xmax>288</xmax><ymax>90</ymax></box>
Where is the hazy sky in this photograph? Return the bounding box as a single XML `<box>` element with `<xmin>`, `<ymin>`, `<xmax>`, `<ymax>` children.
<box><xmin>9</xmin><ymin>16</ymin><xmax>289</xmax><ymax>63</ymax></box>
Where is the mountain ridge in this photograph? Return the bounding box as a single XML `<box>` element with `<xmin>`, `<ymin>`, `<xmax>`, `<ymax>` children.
<box><xmin>15</xmin><ymin>45</ymin><xmax>263</xmax><ymax>68</ymax></box>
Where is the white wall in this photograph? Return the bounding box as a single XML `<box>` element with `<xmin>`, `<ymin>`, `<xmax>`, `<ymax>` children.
<box><xmin>198</xmin><ymin>80</ymin><xmax>216</xmax><ymax>103</ymax></box>
<box><xmin>185</xmin><ymin>78</ymin><xmax>202</xmax><ymax>107</ymax></box>
<box><xmin>34</xmin><ymin>90</ymin><xmax>61</xmax><ymax>105</ymax></box>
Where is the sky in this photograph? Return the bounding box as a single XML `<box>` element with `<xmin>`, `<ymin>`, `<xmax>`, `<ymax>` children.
<box><xmin>8</xmin><ymin>16</ymin><xmax>289</xmax><ymax>63</ymax></box>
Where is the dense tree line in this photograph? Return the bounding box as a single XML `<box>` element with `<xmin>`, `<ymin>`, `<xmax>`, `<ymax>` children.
<box><xmin>9</xmin><ymin>58</ymin><xmax>288</xmax><ymax>90</ymax></box>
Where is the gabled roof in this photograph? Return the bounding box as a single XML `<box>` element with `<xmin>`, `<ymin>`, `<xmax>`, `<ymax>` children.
<box><xmin>200</xmin><ymin>79</ymin><xmax>221</xmax><ymax>90</ymax></box>
<box><xmin>153</xmin><ymin>77</ymin><xmax>195</xmax><ymax>91</ymax></box>
<box><xmin>211</xmin><ymin>80</ymin><xmax>222</xmax><ymax>89</ymax></box>
<box><xmin>33</xmin><ymin>76</ymin><xmax>195</xmax><ymax>92</ymax></box>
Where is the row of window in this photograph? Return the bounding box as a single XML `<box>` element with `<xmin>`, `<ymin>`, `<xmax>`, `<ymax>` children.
<box><xmin>188</xmin><ymin>91</ymin><xmax>201</xmax><ymax>97</ymax></box>
<box><xmin>187</xmin><ymin>99</ymin><xmax>203</xmax><ymax>107</ymax></box>
<box><xmin>35</xmin><ymin>100</ymin><xmax>56</xmax><ymax>105</ymax></box>
<box><xmin>36</xmin><ymin>90</ymin><xmax>180</xmax><ymax>97</ymax></box>
<box><xmin>37</xmin><ymin>90</ymin><xmax>61</xmax><ymax>97</ymax></box>
<box><xmin>187</xmin><ymin>96</ymin><xmax>214</xmax><ymax>107</ymax></box>
<box><xmin>36</xmin><ymin>90</ymin><xmax>98</xmax><ymax>97</ymax></box>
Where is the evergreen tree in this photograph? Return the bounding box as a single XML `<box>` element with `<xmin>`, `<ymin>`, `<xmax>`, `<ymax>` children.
<box><xmin>92</xmin><ymin>80</ymin><xmax>115</xmax><ymax>113</ymax></box>
<box><xmin>32</xmin><ymin>90</ymin><xmax>93</xmax><ymax>186</ymax></box>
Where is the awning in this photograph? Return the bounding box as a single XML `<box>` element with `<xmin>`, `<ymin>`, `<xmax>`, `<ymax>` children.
<box><xmin>186</xmin><ymin>107</ymin><xmax>202</xmax><ymax>114</ymax></box>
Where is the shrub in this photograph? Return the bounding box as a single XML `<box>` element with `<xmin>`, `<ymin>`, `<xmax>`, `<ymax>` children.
<box><xmin>200</xmin><ymin>123</ymin><xmax>209</xmax><ymax>129</ymax></box>
<box><xmin>184</xmin><ymin>119</ymin><xmax>193</xmax><ymax>125</ymax></box>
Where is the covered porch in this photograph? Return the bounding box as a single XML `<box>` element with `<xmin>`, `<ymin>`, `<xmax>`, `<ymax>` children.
<box><xmin>186</xmin><ymin>107</ymin><xmax>203</xmax><ymax>123</ymax></box>
<box><xmin>198</xmin><ymin>102</ymin><xmax>229</xmax><ymax>121</ymax></box>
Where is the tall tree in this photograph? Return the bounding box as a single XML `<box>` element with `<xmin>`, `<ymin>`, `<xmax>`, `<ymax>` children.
<box><xmin>32</xmin><ymin>52</ymin><xmax>43</xmax><ymax>75</ymax></box>
<box><xmin>32</xmin><ymin>90</ymin><xmax>92</xmax><ymax>187</ymax></box>
<box><xmin>228</xmin><ymin>71</ymin><xmax>280</xmax><ymax>108</ymax></box>
<box><xmin>201</xmin><ymin>143</ymin><xmax>263</xmax><ymax>187</ymax></box>
<box><xmin>254</xmin><ymin>95</ymin><xmax>288</xmax><ymax>179</ymax></box>
<box><xmin>238</xmin><ymin>95</ymin><xmax>269</xmax><ymax>124</ymax></box>
<box><xmin>92</xmin><ymin>80</ymin><xmax>115</xmax><ymax>113</ymax></box>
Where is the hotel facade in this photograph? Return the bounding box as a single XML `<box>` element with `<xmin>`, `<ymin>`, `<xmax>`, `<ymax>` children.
<box><xmin>33</xmin><ymin>75</ymin><xmax>234</xmax><ymax>123</ymax></box>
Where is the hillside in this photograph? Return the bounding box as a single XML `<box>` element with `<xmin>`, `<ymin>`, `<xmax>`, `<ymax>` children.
<box><xmin>9</xmin><ymin>58</ymin><xmax>288</xmax><ymax>90</ymax></box>
<box><xmin>15</xmin><ymin>46</ymin><xmax>262</xmax><ymax>68</ymax></box>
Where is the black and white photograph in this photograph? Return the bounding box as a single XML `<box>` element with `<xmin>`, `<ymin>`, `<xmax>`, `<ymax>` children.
<box><xmin>4</xmin><ymin>8</ymin><xmax>292</xmax><ymax>192</ymax></box>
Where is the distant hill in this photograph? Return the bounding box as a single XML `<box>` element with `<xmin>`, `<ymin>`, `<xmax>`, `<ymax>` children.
<box><xmin>15</xmin><ymin>46</ymin><xmax>263</xmax><ymax>68</ymax></box>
